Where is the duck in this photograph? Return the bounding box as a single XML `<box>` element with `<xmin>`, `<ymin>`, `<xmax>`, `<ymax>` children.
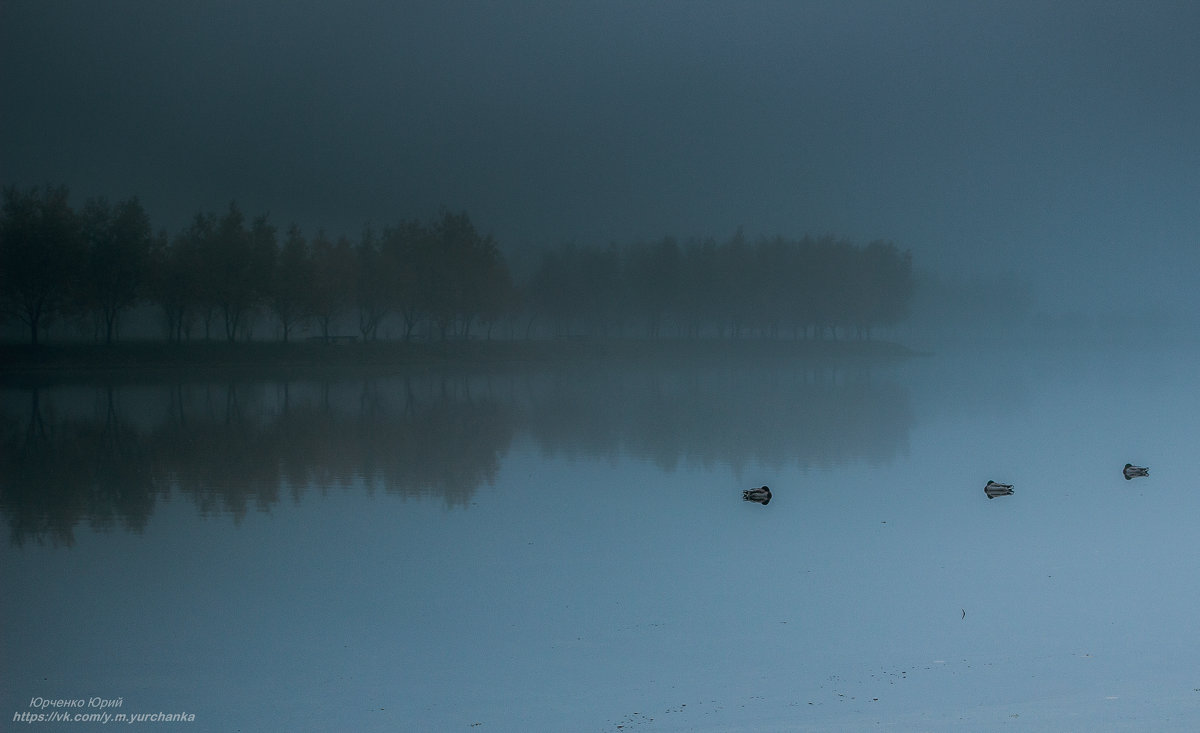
<box><xmin>742</xmin><ymin>486</ymin><xmax>772</xmax><ymax>505</ymax></box>
<box><xmin>1123</xmin><ymin>463</ymin><xmax>1149</xmax><ymax>480</ymax></box>
<box><xmin>984</xmin><ymin>480</ymin><xmax>1014</xmax><ymax>499</ymax></box>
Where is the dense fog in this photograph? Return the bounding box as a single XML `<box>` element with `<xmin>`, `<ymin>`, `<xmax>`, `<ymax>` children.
<box><xmin>3</xmin><ymin>1</ymin><xmax>1198</xmax><ymax>337</ymax></box>
<box><xmin>4</xmin><ymin>4</ymin><xmax>1200</xmax><ymax>731</ymax></box>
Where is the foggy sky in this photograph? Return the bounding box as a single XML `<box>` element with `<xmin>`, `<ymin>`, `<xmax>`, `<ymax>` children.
<box><xmin>2</xmin><ymin>0</ymin><xmax>1198</xmax><ymax>315</ymax></box>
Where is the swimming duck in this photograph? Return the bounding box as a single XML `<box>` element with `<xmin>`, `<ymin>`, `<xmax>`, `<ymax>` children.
<box><xmin>743</xmin><ymin>486</ymin><xmax>772</xmax><ymax>505</ymax></box>
<box><xmin>1123</xmin><ymin>463</ymin><xmax>1149</xmax><ymax>480</ymax></box>
<box><xmin>984</xmin><ymin>480</ymin><xmax>1014</xmax><ymax>499</ymax></box>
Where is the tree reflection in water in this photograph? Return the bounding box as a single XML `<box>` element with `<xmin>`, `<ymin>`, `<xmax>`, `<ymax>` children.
<box><xmin>0</xmin><ymin>359</ymin><xmax>911</xmax><ymax>544</ymax></box>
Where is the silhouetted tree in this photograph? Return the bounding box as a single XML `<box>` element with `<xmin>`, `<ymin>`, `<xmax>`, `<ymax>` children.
<box><xmin>308</xmin><ymin>231</ymin><xmax>355</xmax><ymax>341</ymax></box>
<box><xmin>471</xmin><ymin>240</ymin><xmax>515</xmax><ymax>339</ymax></box>
<box><xmin>79</xmin><ymin>196</ymin><xmax>154</xmax><ymax>344</ymax></box>
<box><xmin>206</xmin><ymin>203</ymin><xmax>249</xmax><ymax>340</ymax></box>
<box><xmin>849</xmin><ymin>240</ymin><xmax>913</xmax><ymax>339</ymax></box>
<box><xmin>718</xmin><ymin>229</ymin><xmax>754</xmax><ymax>338</ymax></box>
<box><xmin>355</xmin><ymin>226</ymin><xmax>391</xmax><ymax>340</ymax></box>
<box><xmin>458</xmin><ymin>232</ymin><xmax>509</xmax><ymax>339</ymax></box>
<box><xmin>171</xmin><ymin>211</ymin><xmax>220</xmax><ymax>339</ymax></box>
<box><xmin>270</xmin><ymin>225</ymin><xmax>313</xmax><ymax>342</ymax></box>
<box><xmin>426</xmin><ymin>211</ymin><xmax>507</xmax><ymax>339</ymax></box>
<box><xmin>0</xmin><ymin>185</ymin><xmax>84</xmax><ymax>345</ymax></box>
<box><xmin>583</xmin><ymin>244</ymin><xmax>628</xmax><ymax>336</ymax></box>
<box><xmin>678</xmin><ymin>239</ymin><xmax>721</xmax><ymax>337</ymax></box>
<box><xmin>150</xmin><ymin>224</ymin><xmax>206</xmax><ymax>342</ymax></box>
<box><xmin>382</xmin><ymin>219</ymin><xmax>431</xmax><ymax>341</ymax></box>
<box><xmin>243</xmin><ymin>214</ymin><xmax>278</xmax><ymax>339</ymax></box>
<box><xmin>426</xmin><ymin>212</ymin><xmax>468</xmax><ymax>339</ymax></box>
<box><xmin>203</xmin><ymin>204</ymin><xmax>275</xmax><ymax>341</ymax></box>
<box><xmin>525</xmin><ymin>246</ymin><xmax>577</xmax><ymax>336</ymax></box>
<box><xmin>626</xmin><ymin>237</ymin><xmax>682</xmax><ymax>337</ymax></box>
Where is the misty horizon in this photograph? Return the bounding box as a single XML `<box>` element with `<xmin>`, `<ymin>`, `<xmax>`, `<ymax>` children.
<box><xmin>0</xmin><ymin>179</ymin><xmax>1184</xmax><ymax>348</ymax></box>
<box><xmin>3</xmin><ymin>1</ymin><xmax>1198</xmax><ymax>319</ymax></box>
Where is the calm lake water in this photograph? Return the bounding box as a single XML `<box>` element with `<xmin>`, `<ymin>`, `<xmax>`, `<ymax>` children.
<box><xmin>3</xmin><ymin>342</ymin><xmax>1200</xmax><ymax>731</ymax></box>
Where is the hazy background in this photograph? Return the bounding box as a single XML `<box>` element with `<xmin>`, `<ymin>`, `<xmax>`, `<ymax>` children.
<box><xmin>2</xmin><ymin>0</ymin><xmax>1198</xmax><ymax>321</ymax></box>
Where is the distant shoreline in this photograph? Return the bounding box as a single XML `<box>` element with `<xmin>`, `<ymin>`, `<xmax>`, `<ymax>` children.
<box><xmin>0</xmin><ymin>338</ymin><xmax>916</xmax><ymax>381</ymax></box>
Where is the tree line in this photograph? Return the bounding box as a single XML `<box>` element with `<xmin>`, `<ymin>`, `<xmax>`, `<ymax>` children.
<box><xmin>526</xmin><ymin>232</ymin><xmax>913</xmax><ymax>340</ymax></box>
<box><xmin>0</xmin><ymin>184</ymin><xmax>914</xmax><ymax>345</ymax></box>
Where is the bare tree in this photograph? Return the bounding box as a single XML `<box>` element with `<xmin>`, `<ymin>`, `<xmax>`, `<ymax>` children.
<box><xmin>269</xmin><ymin>225</ymin><xmax>313</xmax><ymax>342</ymax></box>
<box><xmin>79</xmin><ymin>196</ymin><xmax>154</xmax><ymax>344</ymax></box>
<box><xmin>0</xmin><ymin>185</ymin><xmax>84</xmax><ymax>345</ymax></box>
<box><xmin>308</xmin><ymin>231</ymin><xmax>355</xmax><ymax>341</ymax></box>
